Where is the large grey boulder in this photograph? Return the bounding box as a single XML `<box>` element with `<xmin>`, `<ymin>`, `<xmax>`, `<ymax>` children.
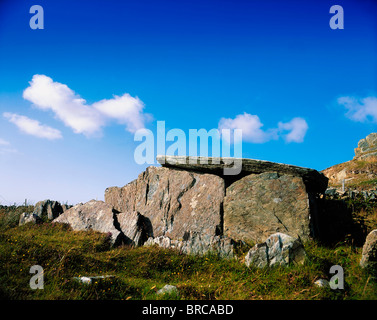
<box><xmin>105</xmin><ymin>166</ymin><xmax>225</xmax><ymax>242</ymax></box>
<box><xmin>53</xmin><ymin>200</ymin><xmax>120</xmax><ymax>242</ymax></box>
<box><xmin>19</xmin><ymin>199</ymin><xmax>64</xmax><ymax>225</ymax></box>
<box><xmin>19</xmin><ymin>212</ymin><xmax>43</xmax><ymax>225</ymax></box>
<box><xmin>245</xmin><ymin>233</ymin><xmax>306</xmax><ymax>268</ymax></box>
<box><xmin>33</xmin><ymin>199</ymin><xmax>64</xmax><ymax>220</ymax></box>
<box><xmin>53</xmin><ymin>200</ymin><xmax>148</xmax><ymax>246</ymax></box>
<box><xmin>224</xmin><ymin>172</ymin><xmax>313</xmax><ymax>244</ymax></box>
<box><xmin>360</xmin><ymin>230</ymin><xmax>377</xmax><ymax>271</ymax></box>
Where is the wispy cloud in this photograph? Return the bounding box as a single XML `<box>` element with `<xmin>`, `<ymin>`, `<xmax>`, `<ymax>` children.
<box><xmin>0</xmin><ymin>138</ymin><xmax>10</xmax><ymax>146</ymax></box>
<box><xmin>0</xmin><ymin>138</ymin><xmax>17</xmax><ymax>155</ymax></box>
<box><xmin>3</xmin><ymin>112</ymin><xmax>63</xmax><ymax>140</ymax></box>
<box><xmin>338</xmin><ymin>96</ymin><xmax>377</xmax><ymax>123</ymax></box>
<box><xmin>218</xmin><ymin>112</ymin><xmax>308</xmax><ymax>144</ymax></box>
<box><xmin>22</xmin><ymin>74</ymin><xmax>148</xmax><ymax>137</ymax></box>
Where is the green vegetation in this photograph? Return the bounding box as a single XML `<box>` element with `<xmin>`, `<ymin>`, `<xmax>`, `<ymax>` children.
<box><xmin>0</xmin><ymin>206</ymin><xmax>377</xmax><ymax>300</ymax></box>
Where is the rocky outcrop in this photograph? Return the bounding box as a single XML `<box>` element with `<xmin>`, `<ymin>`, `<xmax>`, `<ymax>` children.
<box><xmin>322</xmin><ymin>133</ymin><xmax>377</xmax><ymax>187</ymax></box>
<box><xmin>354</xmin><ymin>133</ymin><xmax>377</xmax><ymax>160</ymax></box>
<box><xmin>360</xmin><ymin>230</ymin><xmax>377</xmax><ymax>271</ymax></box>
<box><xmin>103</xmin><ymin>156</ymin><xmax>328</xmax><ymax>256</ymax></box>
<box><xmin>157</xmin><ymin>155</ymin><xmax>328</xmax><ymax>193</ymax></box>
<box><xmin>244</xmin><ymin>233</ymin><xmax>306</xmax><ymax>268</ymax></box>
<box><xmin>53</xmin><ymin>200</ymin><xmax>120</xmax><ymax>242</ymax></box>
<box><xmin>105</xmin><ymin>166</ymin><xmax>225</xmax><ymax>242</ymax></box>
<box><xmin>19</xmin><ymin>212</ymin><xmax>43</xmax><ymax>225</ymax></box>
<box><xmin>53</xmin><ymin>200</ymin><xmax>149</xmax><ymax>246</ymax></box>
<box><xmin>19</xmin><ymin>199</ymin><xmax>65</xmax><ymax>226</ymax></box>
<box><xmin>224</xmin><ymin>172</ymin><xmax>312</xmax><ymax>244</ymax></box>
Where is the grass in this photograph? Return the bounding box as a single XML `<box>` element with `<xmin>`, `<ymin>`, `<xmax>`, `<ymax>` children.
<box><xmin>1</xmin><ymin>210</ymin><xmax>377</xmax><ymax>300</ymax></box>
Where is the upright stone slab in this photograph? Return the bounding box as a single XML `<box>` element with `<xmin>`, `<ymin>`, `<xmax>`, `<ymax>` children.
<box><xmin>105</xmin><ymin>166</ymin><xmax>225</xmax><ymax>241</ymax></box>
<box><xmin>360</xmin><ymin>230</ymin><xmax>377</xmax><ymax>271</ymax></box>
<box><xmin>224</xmin><ymin>172</ymin><xmax>312</xmax><ymax>244</ymax></box>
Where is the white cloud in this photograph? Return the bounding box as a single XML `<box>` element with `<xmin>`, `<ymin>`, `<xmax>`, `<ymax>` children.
<box><xmin>218</xmin><ymin>113</ymin><xmax>277</xmax><ymax>143</ymax></box>
<box><xmin>278</xmin><ymin>117</ymin><xmax>308</xmax><ymax>143</ymax></box>
<box><xmin>3</xmin><ymin>112</ymin><xmax>63</xmax><ymax>140</ymax></box>
<box><xmin>22</xmin><ymin>74</ymin><xmax>147</xmax><ymax>137</ymax></box>
<box><xmin>338</xmin><ymin>96</ymin><xmax>377</xmax><ymax>123</ymax></box>
<box><xmin>92</xmin><ymin>94</ymin><xmax>146</xmax><ymax>133</ymax></box>
<box><xmin>218</xmin><ymin>112</ymin><xmax>308</xmax><ymax>144</ymax></box>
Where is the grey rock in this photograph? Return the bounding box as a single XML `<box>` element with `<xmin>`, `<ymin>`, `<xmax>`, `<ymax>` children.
<box><xmin>19</xmin><ymin>212</ymin><xmax>42</xmax><ymax>225</ymax></box>
<box><xmin>266</xmin><ymin>233</ymin><xmax>306</xmax><ymax>266</ymax></box>
<box><xmin>245</xmin><ymin>243</ymin><xmax>268</xmax><ymax>268</ymax></box>
<box><xmin>105</xmin><ymin>166</ymin><xmax>224</xmax><ymax>247</ymax></box>
<box><xmin>354</xmin><ymin>132</ymin><xmax>377</xmax><ymax>160</ymax></box>
<box><xmin>157</xmin><ymin>284</ymin><xmax>179</xmax><ymax>296</ymax></box>
<box><xmin>245</xmin><ymin>233</ymin><xmax>306</xmax><ymax>268</ymax></box>
<box><xmin>224</xmin><ymin>172</ymin><xmax>314</xmax><ymax>244</ymax></box>
<box><xmin>360</xmin><ymin>229</ymin><xmax>377</xmax><ymax>270</ymax></box>
<box><xmin>115</xmin><ymin>210</ymin><xmax>151</xmax><ymax>246</ymax></box>
<box><xmin>53</xmin><ymin>200</ymin><xmax>121</xmax><ymax>244</ymax></box>
<box><xmin>53</xmin><ymin>200</ymin><xmax>150</xmax><ymax>247</ymax></box>
<box><xmin>73</xmin><ymin>275</ymin><xmax>115</xmax><ymax>285</ymax></box>
<box><xmin>314</xmin><ymin>279</ymin><xmax>330</xmax><ymax>288</ymax></box>
<box><xmin>33</xmin><ymin>199</ymin><xmax>64</xmax><ymax>220</ymax></box>
<box><xmin>156</xmin><ymin>155</ymin><xmax>328</xmax><ymax>193</ymax></box>
<box><xmin>325</xmin><ymin>188</ymin><xmax>337</xmax><ymax>197</ymax></box>
<box><xmin>145</xmin><ymin>233</ymin><xmax>234</xmax><ymax>258</ymax></box>
<box><xmin>19</xmin><ymin>199</ymin><xmax>64</xmax><ymax>225</ymax></box>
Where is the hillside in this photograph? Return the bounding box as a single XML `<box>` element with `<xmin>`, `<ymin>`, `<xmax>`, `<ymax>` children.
<box><xmin>322</xmin><ymin>133</ymin><xmax>377</xmax><ymax>190</ymax></box>
<box><xmin>322</xmin><ymin>157</ymin><xmax>377</xmax><ymax>190</ymax></box>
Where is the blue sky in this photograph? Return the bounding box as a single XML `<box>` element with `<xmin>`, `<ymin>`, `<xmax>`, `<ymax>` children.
<box><xmin>0</xmin><ymin>0</ymin><xmax>376</xmax><ymax>205</ymax></box>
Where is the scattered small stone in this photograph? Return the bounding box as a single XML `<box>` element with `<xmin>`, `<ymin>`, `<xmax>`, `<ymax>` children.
<box><xmin>245</xmin><ymin>233</ymin><xmax>306</xmax><ymax>268</ymax></box>
<box><xmin>157</xmin><ymin>284</ymin><xmax>179</xmax><ymax>296</ymax></box>
<box><xmin>314</xmin><ymin>279</ymin><xmax>330</xmax><ymax>288</ymax></box>
<box><xmin>73</xmin><ymin>275</ymin><xmax>115</xmax><ymax>285</ymax></box>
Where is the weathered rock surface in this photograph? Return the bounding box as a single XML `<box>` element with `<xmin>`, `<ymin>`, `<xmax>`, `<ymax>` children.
<box><xmin>19</xmin><ymin>199</ymin><xmax>64</xmax><ymax>225</ymax></box>
<box><xmin>53</xmin><ymin>200</ymin><xmax>120</xmax><ymax>242</ymax></box>
<box><xmin>157</xmin><ymin>284</ymin><xmax>179</xmax><ymax>296</ymax></box>
<box><xmin>354</xmin><ymin>132</ymin><xmax>377</xmax><ymax>160</ymax></box>
<box><xmin>360</xmin><ymin>229</ymin><xmax>377</xmax><ymax>271</ymax></box>
<box><xmin>245</xmin><ymin>233</ymin><xmax>306</xmax><ymax>268</ymax></box>
<box><xmin>105</xmin><ymin>156</ymin><xmax>328</xmax><ymax>255</ymax></box>
<box><xmin>73</xmin><ymin>275</ymin><xmax>115</xmax><ymax>285</ymax></box>
<box><xmin>105</xmin><ymin>166</ymin><xmax>224</xmax><ymax>242</ymax></box>
<box><xmin>53</xmin><ymin>200</ymin><xmax>148</xmax><ymax>246</ymax></box>
<box><xmin>144</xmin><ymin>232</ymin><xmax>234</xmax><ymax>258</ymax></box>
<box><xmin>224</xmin><ymin>172</ymin><xmax>312</xmax><ymax>244</ymax></box>
<box><xmin>116</xmin><ymin>210</ymin><xmax>152</xmax><ymax>246</ymax></box>
<box><xmin>314</xmin><ymin>279</ymin><xmax>330</xmax><ymax>288</ymax></box>
<box><xmin>34</xmin><ymin>199</ymin><xmax>64</xmax><ymax>220</ymax></box>
<box><xmin>19</xmin><ymin>212</ymin><xmax>43</xmax><ymax>225</ymax></box>
<box><xmin>157</xmin><ymin>155</ymin><xmax>328</xmax><ymax>193</ymax></box>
